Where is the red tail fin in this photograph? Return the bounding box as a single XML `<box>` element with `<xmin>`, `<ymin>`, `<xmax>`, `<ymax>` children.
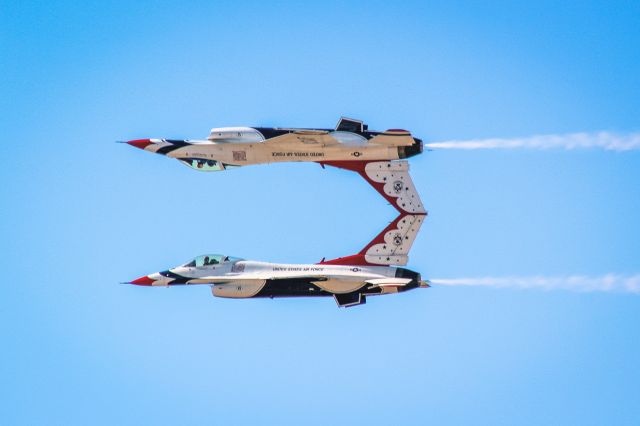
<box><xmin>319</xmin><ymin>160</ymin><xmax>426</xmax><ymax>214</ymax></box>
<box><xmin>320</xmin><ymin>214</ymin><xmax>425</xmax><ymax>266</ymax></box>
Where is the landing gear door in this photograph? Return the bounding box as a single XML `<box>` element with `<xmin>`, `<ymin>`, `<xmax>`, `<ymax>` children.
<box><xmin>334</xmin><ymin>292</ymin><xmax>366</xmax><ymax>308</ymax></box>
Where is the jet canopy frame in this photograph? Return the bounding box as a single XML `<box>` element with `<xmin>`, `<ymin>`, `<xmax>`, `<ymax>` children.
<box><xmin>184</xmin><ymin>254</ymin><xmax>243</xmax><ymax>267</ymax></box>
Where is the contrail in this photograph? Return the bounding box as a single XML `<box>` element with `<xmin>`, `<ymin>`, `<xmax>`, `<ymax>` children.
<box><xmin>431</xmin><ymin>274</ymin><xmax>640</xmax><ymax>293</ymax></box>
<box><xmin>425</xmin><ymin>132</ymin><xmax>640</xmax><ymax>151</ymax></box>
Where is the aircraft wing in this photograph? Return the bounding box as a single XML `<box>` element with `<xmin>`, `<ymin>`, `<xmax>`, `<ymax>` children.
<box><xmin>320</xmin><ymin>160</ymin><xmax>426</xmax><ymax>214</ymax></box>
<box><xmin>367</xmin><ymin>130</ymin><xmax>415</xmax><ymax>147</ymax></box>
<box><xmin>185</xmin><ymin>275</ymin><xmax>267</xmax><ymax>284</ymax></box>
<box><xmin>263</xmin><ymin>131</ymin><xmax>341</xmax><ymax>146</ymax></box>
<box><xmin>320</xmin><ymin>213</ymin><xmax>425</xmax><ymax>266</ymax></box>
<box><xmin>186</xmin><ymin>273</ymin><xmax>355</xmax><ymax>285</ymax></box>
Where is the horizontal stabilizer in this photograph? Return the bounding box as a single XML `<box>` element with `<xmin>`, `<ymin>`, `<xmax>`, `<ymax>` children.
<box><xmin>368</xmin><ymin>130</ymin><xmax>415</xmax><ymax>146</ymax></box>
<box><xmin>365</xmin><ymin>278</ymin><xmax>412</xmax><ymax>287</ymax></box>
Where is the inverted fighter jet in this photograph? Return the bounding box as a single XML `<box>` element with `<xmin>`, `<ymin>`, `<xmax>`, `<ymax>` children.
<box><xmin>123</xmin><ymin>117</ymin><xmax>425</xmax><ymax>214</ymax></box>
<box><xmin>125</xmin><ymin>214</ymin><xmax>428</xmax><ymax>307</ymax></box>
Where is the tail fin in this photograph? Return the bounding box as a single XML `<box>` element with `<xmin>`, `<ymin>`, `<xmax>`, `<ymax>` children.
<box><xmin>320</xmin><ymin>214</ymin><xmax>425</xmax><ymax>266</ymax></box>
<box><xmin>319</xmin><ymin>160</ymin><xmax>426</xmax><ymax>214</ymax></box>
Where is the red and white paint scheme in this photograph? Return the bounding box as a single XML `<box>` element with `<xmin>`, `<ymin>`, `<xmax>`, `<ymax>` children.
<box><xmin>123</xmin><ymin>118</ymin><xmax>428</xmax><ymax>306</ymax></box>
<box><xmin>125</xmin><ymin>214</ymin><xmax>429</xmax><ymax>308</ymax></box>
<box><xmin>123</xmin><ymin>118</ymin><xmax>425</xmax><ymax>214</ymax></box>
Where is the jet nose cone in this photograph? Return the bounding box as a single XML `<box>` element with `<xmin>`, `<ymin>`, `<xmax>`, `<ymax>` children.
<box><xmin>126</xmin><ymin>139</ymin><xmax>154</xmax><ymax>150</ymax></box>
<box><xmin>129</xmin><ymin>275</ymin><xmax>155</xmax><ymax>286</ymax></box>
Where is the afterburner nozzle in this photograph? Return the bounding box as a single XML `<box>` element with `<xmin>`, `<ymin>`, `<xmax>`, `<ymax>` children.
<box><xmin>420</xmin><ymin>280</ymin><xmax>431</xmax><ymax>288</ymax></box>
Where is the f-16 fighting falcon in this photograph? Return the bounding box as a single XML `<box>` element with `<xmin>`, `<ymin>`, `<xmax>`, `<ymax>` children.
<box><xmin>125</xmin><ymin>213</ymin><xmax>429</xmax><ymax>307</ymax></box>
<box><xmin>123</xmin><ymin>117</ymin><xmax>425</xmax><ymax>214</ymax></box>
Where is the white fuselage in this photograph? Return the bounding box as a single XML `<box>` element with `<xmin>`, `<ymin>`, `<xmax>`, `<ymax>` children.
<box><xmin>149</xmin><ymin>261</ymin><xmax>397</xmax><ymax>286</ymax></box>
<box><xmin>143</xmin><ymin>259</ymin><xmax>418</xmax><ymax>301</ymax></box>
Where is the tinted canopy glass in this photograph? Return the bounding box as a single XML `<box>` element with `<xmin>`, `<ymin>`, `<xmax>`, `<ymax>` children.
<box><xmin>183</xmin><ymin>254</ymin><xmax>243</xmax><ymax>267</ymax></box>
<box><xmin>179</xmin><ymin>158</ymin><xmax>224</xmax><ymax>172</ymax></box>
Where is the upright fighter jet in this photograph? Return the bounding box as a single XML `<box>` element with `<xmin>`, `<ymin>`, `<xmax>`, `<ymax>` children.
<box><xmin>123</xmin><ymin>118</ymin><xmax>425</xmax><ymax>214</ymax></box>
<box><xmin>125</xmin><ymin>213</ymin><xmax>428</xmax><ymax>307</ymax></box>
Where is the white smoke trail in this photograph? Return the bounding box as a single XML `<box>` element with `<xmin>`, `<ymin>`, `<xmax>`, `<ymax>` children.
<box><xmin>425</xmin><ymin>132</ymin><xmax>640</xmax><ymax>151</ymax></box>
<box><xmin>431</xmin><ymin>274</ymin><xmax>640</xmax><ymax>293</ymax></box>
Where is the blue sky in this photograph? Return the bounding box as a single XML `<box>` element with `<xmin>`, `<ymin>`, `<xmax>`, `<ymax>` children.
<box><xmin>1</xmin><ymin>1</ymin><xmax>639</xmax><ymax>424</ymax></box>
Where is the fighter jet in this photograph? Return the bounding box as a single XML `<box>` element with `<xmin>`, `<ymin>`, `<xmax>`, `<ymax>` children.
<box><xmin>125</xmin><ymin>214</ymin><xmax>429</xmax><ymax>307</ymax></box>
<box><xmin>123</xmin><ymin>117</ymin><xmax>425</xmax><ymax>214</ymax></box>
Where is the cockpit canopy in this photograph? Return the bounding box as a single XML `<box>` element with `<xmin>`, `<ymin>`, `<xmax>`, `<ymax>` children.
<box><xmin>178</xmin><ymin>158</ymin><xmax>225</xmax><ymax>172</ymax></box>
<box><xmin>183</xmin><ymin>254</ymin><xmax>243</xmax><ymax>267</ymax></box>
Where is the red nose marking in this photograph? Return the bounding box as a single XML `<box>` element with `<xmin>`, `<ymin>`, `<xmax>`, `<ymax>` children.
<box><xmin>130</xmin><ymin>276</ymin><xmax>155</xmax><ymax>286</ymax></box>
<box><xmin>127</xmin><ymin>139</ymin><xmax>153</xmax><ymax>150</ymax></box>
